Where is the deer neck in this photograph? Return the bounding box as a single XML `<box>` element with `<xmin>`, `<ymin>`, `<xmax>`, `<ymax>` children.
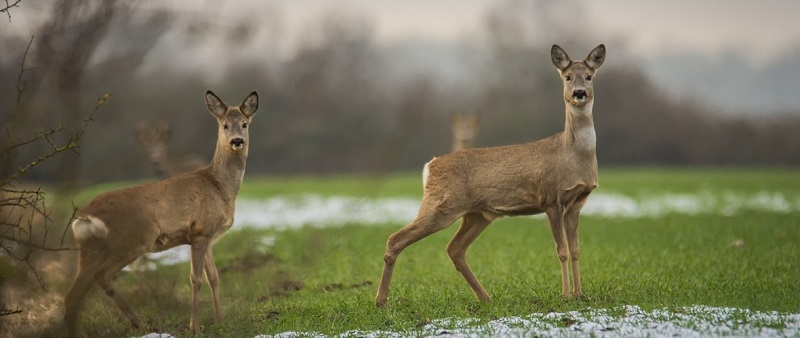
<box><xmin>453</xmin><ymin>138</ymin><xmax>471</xmax><ymax>152</ymax></box>
<box><xmin>563</xmin><ymin>100</ymin><xmax>596</xmax><ymax>152</ymax></box>
<box><xmin>209</xmin><ymin>145</ymin><xmax>247</xmax><ymax>199</ymax></box>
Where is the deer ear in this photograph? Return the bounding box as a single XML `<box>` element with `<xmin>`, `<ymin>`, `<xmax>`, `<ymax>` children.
<box><xmin>240</xmin><ymin>91</ymin><xmax>258</xmax><ymax>117</ymax></box>
<box><xmin>205</xmin><ymin>90</ymin><xmax>227</xmax><ymax>118</ymax></box>
<box><xmin>585</xmin><ymin>44</ymin><xmax>606</xmax><ymax>70</ymax></box>
<box><xmin>551</xmin><ymin>44</ymin><xmax>572</xmax><ymax>71</ymax></box>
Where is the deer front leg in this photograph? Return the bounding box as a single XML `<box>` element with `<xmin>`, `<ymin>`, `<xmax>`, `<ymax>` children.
<box><xmin>564</xmin><ymin>212</ymin><xmax>581</xmax><ymax>297</ymax></box>
<box><xmin>204</xmin><ymin>246</ymin><xmax>223</xmax><ymax>323</ymax></box>
<box><xmin>189</xmin><ymin>237</ymin><xmax>210</xmax><ymax>333</ymax></box>
<box><xmin>546</xmin><ymin>207</ymin><xmax>570</xmax><ymax>297</ymax></box>
<box><xmin>446</xmin><ymin>213</ymin><xmax>492</xmax><ymax>302</ymax></box>
<box><xmin>565</xmin><ymin>198</ymin><xmax>588</xmax><ymax>297</ymax></box>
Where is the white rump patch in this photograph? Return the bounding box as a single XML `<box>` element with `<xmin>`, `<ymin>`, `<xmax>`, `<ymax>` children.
<box><xmin>71</xmin><ymin>215</ymin><xmax>109</xmax><ymax>240</ymax></box>
<box><xmin>422</xmin><ymin>158</ymin><xmax>435</xmax><ymax>188</ymax></box>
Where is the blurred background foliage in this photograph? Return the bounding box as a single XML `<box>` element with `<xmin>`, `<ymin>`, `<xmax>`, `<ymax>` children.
<box><xmin>2</xmin><ymin>0</ymin><xmax>799</xmax><ymax>187</ymax></box>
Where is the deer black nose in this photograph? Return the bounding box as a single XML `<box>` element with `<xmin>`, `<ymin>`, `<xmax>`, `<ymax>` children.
<box><xmin>230</xmin><ymin>138</ymin><xmax>244</xmax><ymax>147</ymax></box>
<box><xmin>573</xmin><ymin>89</ymin><xmax>587</xmax><ymax>99</ymax></box>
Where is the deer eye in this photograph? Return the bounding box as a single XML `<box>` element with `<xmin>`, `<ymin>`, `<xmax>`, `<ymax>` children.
<box><xmin>223</xmin><ymin>124</ymin><xmax>229</xmax><ymax>130</ymax></box>
<box><xmin>565</xmin><ymin>75</ymin><xmax>572</xmax><ymax>81</ymax></box>
<box><xmin>586</xmin><ymin>75</ymin><xmax>593</xmax><ymax>81</ymax></box>
<box><xmin>242</xmin><ymin>123</ymin><xmax>248</xmax><ymax>129</ymax></box>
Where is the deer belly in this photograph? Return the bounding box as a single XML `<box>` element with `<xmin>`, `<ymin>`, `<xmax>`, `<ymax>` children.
<box><xmin>483</xmin><ymin>200</ymin><xmax>544</xmax><ymax>217</ymax></box>
<box><xmin>493</xmin><ymin>205</ymin><xmax>544</xmax><ymax>216</ymax></box>
<box><xmin>150</xmin><ymin>229</ymin><xmax>190</xmax><ymax>252</ymax></box>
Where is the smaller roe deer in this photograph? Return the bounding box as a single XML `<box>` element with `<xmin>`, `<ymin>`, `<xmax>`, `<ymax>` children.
<box><xmin>135</xmin><ymin>121</ymin><xmax>205</xmax><ymax>179</ymax></box>
<box><xmin>65</xmin><ymin>91</ymin><xmax>258</xmax><ymax>335</ymax></box>
<box><xmin>451</xmin><ymin>112</ymin><xmax>480</xmax><ymax>152</ymax></box>
<box><xmin>376</xmin><ymin>44</ymin><xmax>606</xmax><ymax>307</ymax></box>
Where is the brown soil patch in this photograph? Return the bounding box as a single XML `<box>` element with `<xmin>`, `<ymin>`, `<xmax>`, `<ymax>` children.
<box><xmin>220</xmin><ymin>252</ymin><xmax>278</xmax><ymax>274</ymax></box>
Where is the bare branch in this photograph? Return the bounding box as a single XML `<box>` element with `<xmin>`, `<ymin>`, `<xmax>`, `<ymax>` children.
<box><xmin>16</xmin><ymin>35</ymin><xmax>34</xmax><ymax>105</ymax></box>
<box><xmin>6</xmin><ymin>127</ymin><xmax>65</xmax><ymax>152</ymax></box>
<box><xmin>1</xmin><ymin>0</ymin><xmax>23</xmax><ymax>22</ymax></box>
<box><xmin>1</xmin><ymin>35</ymin><xmax>35</xmax><ymax>175</ymax></box>
<box><xmin>0</xmin><ymin>94</ymin><xmax>109</xmax><ymax>186</ymax></box>
<box><xmin>60</xmin><ymin>204</ymin><xmax>78</xmax><ymax>246</ymax></box>
<box><xmin>0</xmin><ymin>234</ymin><xmax>76</xmax><ymax>252</ymax></box>
<box><xmin>0</xmin><ymin>307</ymin><xmax>23</xmax><ymax>317</ymax></box>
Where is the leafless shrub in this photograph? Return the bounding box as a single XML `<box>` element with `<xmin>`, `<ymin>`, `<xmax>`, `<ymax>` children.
<box><xmin>1</xmin><ymin>35</ymin><xmax>109</xmax><ymax>318</ymax></box>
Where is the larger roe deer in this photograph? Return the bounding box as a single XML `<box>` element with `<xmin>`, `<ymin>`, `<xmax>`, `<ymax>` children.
<box><xmin>376</xmin><ymin>44</ymin><xmax>606</xmax><ymax>307</ymax></box>
<box><xmin>65</xmin><ymin>90</ymin><xmax>258</xmax><ymax>335</ymax></box>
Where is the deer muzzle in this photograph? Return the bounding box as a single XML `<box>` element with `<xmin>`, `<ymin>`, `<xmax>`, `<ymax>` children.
<box><xmin>230</xmin><ymin>138</ymin><xmax>245</xmax><ymax>150</ymax></box>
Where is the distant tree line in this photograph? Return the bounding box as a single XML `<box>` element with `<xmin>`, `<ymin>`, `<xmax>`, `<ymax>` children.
<box><xmin>2</xmin><ymin>0</ymin><xmax>799</xmax><ymax>186</ymax></box>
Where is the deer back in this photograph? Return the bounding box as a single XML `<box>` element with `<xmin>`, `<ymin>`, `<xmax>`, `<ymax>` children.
<box><xmin>425</xmin><ymin>132</ymin><xmax>597</xmax><ymax>217</ymax></box>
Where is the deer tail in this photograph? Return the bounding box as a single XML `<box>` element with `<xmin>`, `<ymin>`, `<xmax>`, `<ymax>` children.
<box><xmin>71</xmin><ymin>215</ymin><xmax>109</xmax><ymax>240</ymax></box>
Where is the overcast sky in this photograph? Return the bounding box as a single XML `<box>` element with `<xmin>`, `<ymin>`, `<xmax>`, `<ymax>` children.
<box><xmin>6</xmin><ymin>0</ymin><xmax>800</xmax><ymax>63</ymax></box>
<box><xmin>244</xmin><ymin>0</ymin><xmax>800</xmax><ymax>65</ymax></box>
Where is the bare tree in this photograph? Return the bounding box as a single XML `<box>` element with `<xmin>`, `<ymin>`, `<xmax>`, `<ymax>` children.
<box><xmin>0</xmin><ymin>94</ymin><xmax>107</xmax><ymax>317</ymax></box>
<box><xmin>1</xmin><ymin>36</ymin><xmax>109</xmax><ymax>318</ymax></box>
<box><xmin>30</xmin><ymin>0</ymin><xmax>118</xmax><ymax>193</ymax></box>
<box><xmin>23</xmin><ymin>0</ymin><xmax>170</xmax><ymax>189</ymax></box>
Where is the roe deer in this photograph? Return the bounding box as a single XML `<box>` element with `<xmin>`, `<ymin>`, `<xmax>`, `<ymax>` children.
<box><xmin>135</xmin><ymin>121</ymin><xmax>205</xmax><ymax>178</ymax></box>
<box><xmin>65</xmin><ymin>91</ymin><xmax>258</xmax><ymax>335</ymax></box>
<box><xmin>451</xmin><ymin>112</ymin><xmax>480</xmax><ymax>152</ymax></box>
<box><xmin>376</xmin><ymin>44</ymin><xmax>605</xmax><ymax>307</ymax></box>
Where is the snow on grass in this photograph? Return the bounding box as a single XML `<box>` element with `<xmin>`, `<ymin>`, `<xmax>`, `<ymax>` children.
<box><xmin>234</xmin><ymin>195</ymin><xmax>421</xmax><ymax>230</ymax></box>
<box><xmin>251</xmin><ymin>305</ymin><xmax>800</xmax><ymax>338</ymax></box>
<box><xmin>138</xmin><ymin>190</ymin><xmax>798</xmax><ymax>268</ymax></box>
<box><xmin>132</xmin><ymin>305</ymin><xmax>800</xmax><ymax>338</ymax></box>
<box><xmin>235</xmin><ymin>190</ymin><xmax>798</xmax><ymax>231</ymax></box>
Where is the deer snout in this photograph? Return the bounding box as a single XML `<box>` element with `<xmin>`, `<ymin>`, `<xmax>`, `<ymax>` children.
<box><xmin>572</xmin><ymin>89</ymin><xmax>587</xmax><ymax>100</ymax></box>
<box><xmin>230</xmin><ymin>138</ymin><xmax>245</xmax><ymax>148</ymax></box>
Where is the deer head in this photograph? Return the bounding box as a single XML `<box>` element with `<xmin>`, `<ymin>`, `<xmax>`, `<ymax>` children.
<box><xmin>551</xmin><ymin>44</ymin><xmax>606</xmax><ymax>112</ymax></box>
<box><xmin>205</xmin><ymin>91</ymin><xmax>258</xmax><ymax>155</ymax></box>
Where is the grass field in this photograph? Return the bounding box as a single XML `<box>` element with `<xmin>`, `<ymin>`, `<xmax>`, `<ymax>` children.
<box><xmin>15</xmin><ymin>168</ymin><xmax>800</xmax><ymax>337</ymax></box>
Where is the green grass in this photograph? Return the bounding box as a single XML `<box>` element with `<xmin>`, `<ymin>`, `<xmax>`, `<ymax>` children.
<box><xmin>60</xmin><ymin>168</ymin><xmax>800</xmax><ymax>337</ymax></box>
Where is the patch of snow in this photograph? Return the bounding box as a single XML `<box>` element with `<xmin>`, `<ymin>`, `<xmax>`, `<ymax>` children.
<box><xmin>234</xmin><ymin>191</ymin><xmax>798</xmax><ymax>230</ymax></box>
<box><xmin>137</xmin><ymin>334</ymin><xmax>175</xmax><ymax>338</ymax></box>
<box><xmin>234</xmin><ymin>195</ymin><xmax>421</xmax><ymax>230</ymax></box>
<box><xmin>253</xmin><ymin>305</ymin><xmax>800</xmax><ymax>338</ymax></box>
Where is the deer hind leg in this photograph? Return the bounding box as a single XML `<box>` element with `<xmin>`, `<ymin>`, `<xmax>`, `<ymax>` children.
<box><xmin>189</xmin><ymin>236</ymin><xmax>210</xmax><ymax>333</ymax></box>
<box><xmin>65</xmin><ymin>251</ymin><xmax>105</xmax><ymax>337</ymax></box>
<box><xmin>546</xmin><ymin>207</ymin><xmax>570</xmax><ymax>297</ymax></box>
<box><xmin>446</xmin><ymin>212</ymin><xmax>493</xmax><ymax>302</ymax></box>
<box><xmin>94</xmin><ymin>253</ymin><xmax>146</xmax><ymax>329</ymax></box>
<box><xmin>204</xmin><ymin>246</ymin><xmax>223</xmax><ymax>323</ymax></box>
<box><xmin>376</xmin><ymin>204</ymin><xmax>461</xmax><ymax>308</ymax></box>
<box><xmin>565</xmin><ymin>195</ymin><xmax>589</xmax><ymax>297</ymax></box>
